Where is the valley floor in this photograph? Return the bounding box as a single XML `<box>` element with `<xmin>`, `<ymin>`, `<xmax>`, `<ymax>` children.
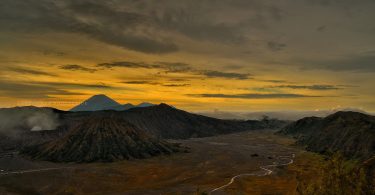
<box><xmin>0</xmin><ymin>130</ymin><xmax>323</xmax><ymax>195</ymax></box>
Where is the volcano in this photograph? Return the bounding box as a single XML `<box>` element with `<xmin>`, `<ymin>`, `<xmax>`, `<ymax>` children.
<box><xmin>70</xmin><ymin>94</ymin><xmax>121</xmax><ymax>112</ymax></box>
<box><xmin>22</xmin><ymin>115</ymin><xmax>185</xmax><ymax>162</ymax></box>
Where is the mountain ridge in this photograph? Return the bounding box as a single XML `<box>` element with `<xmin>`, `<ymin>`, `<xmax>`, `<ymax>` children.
<box><xmin>278</xmin><ymin>111</ymin><xmax>375</xmax><ymax>159</ymax></box>
<box><xmin>21</xmin><ymin>115</ymin><xmax>185</xmax><ymax>162</ymax></box>
<box><xmin>70</xmin><ymin>94</ymin><xmax>156</xmax><ymax>112</ymax></box>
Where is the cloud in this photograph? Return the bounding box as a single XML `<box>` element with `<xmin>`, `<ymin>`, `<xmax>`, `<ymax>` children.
<box><xmin>299</xmin><ymin>54</ymin><xmax>375</xmax><ymax>72</ymax></box>
<box><xmin>59</xmin><ymin>64</ymin><xmax>97</xmax><ymax>73</ymax></box>
<box><xmin>267</xmin><ymin>41</ymin><xmax>286</xmax><ymax>52</ymax></box>
<box><xmin>0</xmin><ymin>0</ymin><xmax>291</xmax><ymax>54</ymax></box>
<box><xmin>156</xmin><ymin>62</ymin><xmax>193</xmax><ymax>73</ymax></box>
<box><xmin>316</xmin><ymin>25</ymin><xmax>326</xmax><ymax>32</ymax></box>
<box><xmin>122</xmin><ymin>80</ymin><xmax>190</xmax><ymax>87</ymax></box>
<box><xmin>168</xmin><ymin>78</ymin><xmax>190</xmax><ymax>82</ymax></box>
<box><xmin>188</xmin><ymin>93</ymin><xmax>321</xmax><ymax>99</ymax></box>
<box><xmin>0</xmin><ymin>79</ymin><xmax>86</xmax><ymax>99</ymax></box>
<box><xmin>41</xmin><ymin>50</ymin><xmax>66</xmax><ymax>56</ymax></box>
<box><xmin>31</xmin><ymin>81</ymin><xmax>116</xmax><ymax>89</ymax></box>
<box><xmin>272</xmin><ymin>84</ymin><xmax>341</xmax><ymax>90</ymax></box>
<box><xmin>152</xmin><ymin>0</ymin><xmax>283</xmax><ymax>44</ymax></box>
<box><xmin>98</xmin><ymin>61</ymin><xmax>252</xmax><ymax>80</ymax></box>
<box><xmin>306</xmin><ymin>0</ymin><xmax>373</xmax><ymax>7</ymax></box>
<box><xmin>7</xmin><ymin>67</ymin><xmax>55</xmax><ymax>76</ymax></box>
<box><xmin>203</xmin><ymin>70</ymin><xmax>251</xmax><ymax>80</ymax></box>
<box><xmin>260</xmin><ymin>79</ymin><xmax>287</xmax><ymax>83</ymax></box>
<box><xmin>122</xmin><ymin>81</ymin><xmax>160</xmax><ymax>85</ymax></box>
<box><xmin>0</xmin><ymin>0</ymin><xmax>178</xmax><ymax>54</ymax></box>
<box><xmin>97</xmin><ymin>61</ymin><xmax>159</xmax><ymax>69</ymax></box>
<box><xmin>162</xmin><ymin>84</ymin><xmax>190</xmax><ymax>87</ymax></box>
<box><xmin>251</xmin><ymin>87</ymin><xmax>281</xmax><ymax>93</ymax></box>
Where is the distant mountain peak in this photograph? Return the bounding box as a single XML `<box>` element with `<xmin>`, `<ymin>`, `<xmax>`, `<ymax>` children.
<box><xmin>92</xmin><ymin>94</ymin><xmax>107</xmax><ymax>97</ymax></box>
<box><xmin>158</xmin><ymin>103</ymin><xmax>174</xmax><ymax>108</ymax></box>
<box><xmin>326</xmin><ymin>111</ymin><xmax>368</xmax><ymax>121</ymax></box>
<box><xmin>70</xmin><ymin>94</ymin><xmax>121</xmax><ymax>112</ymax></box>
<box><xmin>136</xmin><ymin>102</ymin><xmax>156</xmax><ymax>107</ymax></box>
<box><xmin>70</xmin><ymin>94</ymin><xmax>169</xmax><ymax>112</ymax></box>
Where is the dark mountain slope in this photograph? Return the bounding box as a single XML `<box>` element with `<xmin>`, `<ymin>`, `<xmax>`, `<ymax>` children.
<box><xmin>0</xmin><ymin>104</ymin><xmax>287</xmax><ymax>151</ymax></box>
<box><xmin>116</xmin><ymin>103</ymin><xmax>267</xmax><ymax>139</ymax></box>
<box><xmin>22</xmin><ymin>115</ymin><xmax>184</xmax><ymax>162</ymax></box>
<box><xmin>106</xmin><ymin>103</ymin><xmax>135</xmax><ymax>111</ymax></box>
<box><xmin>278</xmin><ymin>111</ymin><xmax>375</xmax><ymax>159</ymax></box>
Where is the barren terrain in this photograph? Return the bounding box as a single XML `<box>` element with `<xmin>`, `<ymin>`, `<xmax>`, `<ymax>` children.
<box><xmin>0</xmin><ymin>130</ymin><xmax>322</xmax><ymax>195</ymax></box>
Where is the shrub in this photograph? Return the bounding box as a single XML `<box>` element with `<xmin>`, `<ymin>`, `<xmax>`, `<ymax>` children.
<box><xmin>297</xmin><ymin>152</ymin><xmax>372</xmax><ymax>195</ymax></box>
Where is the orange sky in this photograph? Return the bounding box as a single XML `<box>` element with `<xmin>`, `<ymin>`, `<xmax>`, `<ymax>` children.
<box><xmin>0</xmin><ymin>1</ymin><xmax>374</xmax><ymax>112</ymax></box>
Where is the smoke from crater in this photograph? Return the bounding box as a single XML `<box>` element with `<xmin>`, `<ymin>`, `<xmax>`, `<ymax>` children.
<box><xmin>0</xmin><ymin>107</ymin><xmax>59</xmax><ymax>137</ymax></box>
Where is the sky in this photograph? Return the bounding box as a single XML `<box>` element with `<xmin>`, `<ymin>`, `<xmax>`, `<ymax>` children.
<box><xmin>0</xmin><ymin>0</ymin><xmax>374</xmax><ymax>112</ymax></box>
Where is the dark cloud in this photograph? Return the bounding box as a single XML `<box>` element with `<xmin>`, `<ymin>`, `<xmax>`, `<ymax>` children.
<box><xmin>251</xmin><ymin>87</ymin><xmax>281</xmax><ymax>93</ymax></box>
<box><xmin>122</xmin><ymin>81</ymin><xmax>160</xmax><ymax>85</ymax></box>
<box><xmin>261</xmin><ymin>79</ymin><xmax>287</xmax><ymax>83</ymax></box>
<box><xmin>337</xmin><ymin>84</ymin><xmax>358</xmax><ymax>88</ymax></box>
<box><xmin>59</xmin><ymin>64</ymin><xmax>97</xmax><ymax>73</ymax></box>
<box><xmin>41</xmin><ymin>50</ymin><xmax>66</xmax><ymax>56</ymax></box>
<box><xmin>152</xmin><ymin>0</ymin><xmax>284</xmax><ymax>44</ymax></box>
<box><xmin>299</xmin><ymin>54</ymin><xmax>375</xmax><ymax>72</ymax></box>
<box><xmin>306</xmin><ymin>0</ymin><xmax>372</xmax><ymax>7</ymax></box>
<box><xmin>0</xmin><ymin>0</ymin><xmax>178</xmax><ymax>54</ymax></box>
<box><xmin>157</xmin><ymin>13</ymin><xmax>246</xmax><ymax>44</ymax></box>
<box><xmin>7</xmin><ymin>67</ymin><xmax>55</xmax><ymax>76</ymax></box>
<box><xmin>31</xmin><ymin>81</ymin><xmax>116</xmax><ymax>89</ymax></box>
<box><xmin>316</xmin><ymin>25</ymin><xmax>326</xmax><ymax>32</ymax></box>
<box><xmin>0</xmin><ymin>79</ymin><xmax>86</xmax><ymax>99</ymax></box>
<box><xmin>168</xmin><ymin>78</ymin><xmax>189</xmax><ymax>82</ymax></box>
<box><xmin>121</xmin><ymin>80</ymin><xmax>190</xmax><ymax>87</ymax></box>
<box><xmin>162</xmin><ymin>84</ymin><xmax>190</xmax><ymax>87</ymax></box>
<box><xmin>98</xmin><ymin>61</ymin><xmax>252</xmax><ymax>80</ymax></box>
<box><xmin>224</xmin><ymin>65</ymin><xmax>245</xmax><ymax>70</ymax></box>
<box><xmin>97</xmin><ymin>61</ymin><xmax>159</xmax><ymax>69</ymax></box>
<box><xmin>273</xmin><ymin>84</ymin><xmax>341</xmax><ymax>90</ymax></box>
<box><xmin>0</xmin><ymin>0</ymin><xmax>290</xmax><ymax>54</ymax></box>
<box><xmin>156</xmin><ymin>62</ymin><xmax>193</xmax><ymax>73</ymax></box>
<box><xmin>267</xmin><ymin>41</ymin><xmax>286</xmax><ymax>52</ymax></box>
<box><xmin>188</xmin><ymin>93</ymin><xmax>321</xmax><ymax>99</ymax></box>
<box><xmin>203</xmin><ymin>70</ymin><xmax>251</xmax><ymax>80</ymax></box>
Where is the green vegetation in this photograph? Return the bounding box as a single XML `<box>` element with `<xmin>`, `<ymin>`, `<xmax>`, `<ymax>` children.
<box><xmin>297</xmin><ymin>153</ymin><xmax>374</xmax><ymax>195</ymax></box>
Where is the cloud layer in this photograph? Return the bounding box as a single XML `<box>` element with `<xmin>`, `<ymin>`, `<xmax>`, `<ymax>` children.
<box><xmin>0</xmin><ymin>0</ymin><xmax>374</xmax><ymax>111</ymax></box>
<box><xmin>98</xmin><ymin>61</ymin><xmax>251</xmax><ymax>80</ymax></box>
<box><xmin>189</xmin><ymin>93</ymin><xmax>321</xmax><ymax>99</ymax></box>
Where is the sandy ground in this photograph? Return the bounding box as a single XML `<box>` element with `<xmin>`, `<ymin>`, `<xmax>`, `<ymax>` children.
<box><xmin>0</xmin><ymin>130</ymin><xmax>312</xmax><ymax>195</ymax></box>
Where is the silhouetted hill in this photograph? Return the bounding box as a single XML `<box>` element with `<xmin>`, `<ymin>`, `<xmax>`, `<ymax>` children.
<box><xmin>278</xmin><ymin>111</ymin><xmax>375</xmax><ymax>159</ymax></box>
<box><xmin>106</xmin><ymin>103</ymin><xmax>135</xmax><ymax>111</ymax></box>
<box><xmin>115</xmin><ymin>103</ymin><xmax>276</xmax><ymax>139</ymax></box>
<box><xmin>0</xmin><ymin>104</ymin><xmax>288</xmax><ymax>153</ymax></box>
<box><xmin>136</xmin><ymin>102</ymin><xmax>156</xmax><ymax>108</ymax></box>
<box><xmin>22</xmin><ymin>115</ymin><xmax>184</xmax><ymax>162</ymax></box>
